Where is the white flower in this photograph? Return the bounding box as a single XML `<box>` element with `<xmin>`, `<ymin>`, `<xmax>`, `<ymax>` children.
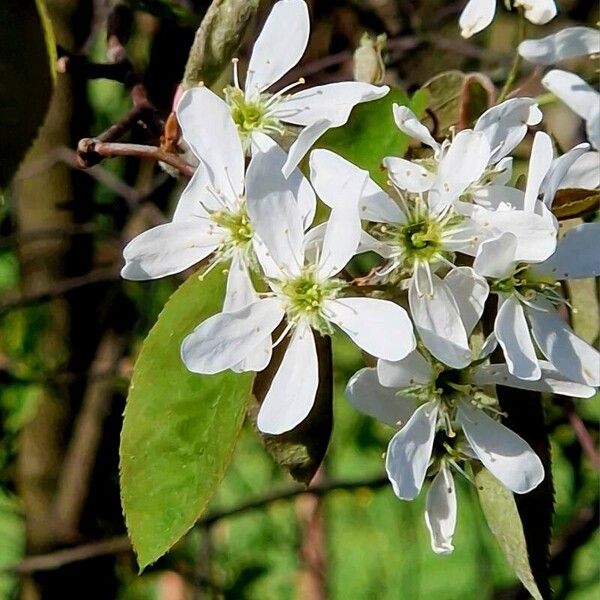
<box><xmin>558</xmin><ymin>151</ymin><xmax>600</xmax><ymax>191</ymax></box>
<box><xmin>474</xmin><ymin>223</ymin><xmax>600</xmax><ymax>385</ymax></box>
<box><xmin>345</xmin><ymin>341</ymin><xmax>585</xmax><ymax>553</ymax></box>
<box><xmin>542</xmin><ymin>69</ymin><xmax>600</xmax><ymax>150</ymax></box>
<box><xmin>459</xmin><ymin>0</ymin><xmax>557</xmax><ymax>39</ymax></box>
<box><xmin>178</xmin><ymin>0</ymin><xmax>388</xmax><ymax>177</ymax></box>
<box><xmin>122</xmin><ymin>93</ymin><xmax>315</xmax><ymax>333</ymax></box>
<box><xmin>181</xmin><ymin>150</ymin><xmax>415</xmax><ymax>435</ymax></box>
<box><xmin>519</xmin><ymin>26</ymin><xmax>600</xmax><ymax>65</ymax></box>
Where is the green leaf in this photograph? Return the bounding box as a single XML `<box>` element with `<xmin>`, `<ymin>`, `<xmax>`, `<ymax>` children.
<box><xmin>0</xmin><ymin>0</ymin><xmax>56</xmax><ymax>187</ymax></box>
<box><xmin>250</xmin><ymin>333</ymin><xmax>333</xmax><ymax>485</ymax></box>
<box><xmin>551</xmin><ymin>188</ymin><xmax>600</xmax><ymax>221</ymax></box>
<box><xmin>0</xmin><ymin>491</ymin><xmax>25</xmax><ymax>597</ymax></box>
<box><xmin>317</xmin><ymin>88</ymin><xmax>429</xmax><ymax>187</ymax></box>
<box><xmin>476</xmin><ymin>468</ymin><xmax>544</xmax><ymax>600</ymax></box>
<box><xmin>120</xmin><ymin>267</ymin><xmax>253</xmax><ymax>570</ymax></box>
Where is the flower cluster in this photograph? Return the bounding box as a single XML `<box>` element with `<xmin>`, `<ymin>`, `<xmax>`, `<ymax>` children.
<box><xmin>121</xmin><ymin>0</ymin><xmax>600</xmax><ymax>555</ymax></box>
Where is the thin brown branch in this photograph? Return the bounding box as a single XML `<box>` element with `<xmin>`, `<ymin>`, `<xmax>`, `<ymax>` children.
<box><xmin>77</xmin><ymin>140</ymin><xmax>195</xmax><ymax>178</ymax></box>
<box><xmin>556</xmin><ymin>398</ymin><xmax>600</xmax><ymax>472</ymax></box>
<box><xmin>5</xmin><ymin>474</ymin><xmax>389</xmax><ymax>574</ymax></box>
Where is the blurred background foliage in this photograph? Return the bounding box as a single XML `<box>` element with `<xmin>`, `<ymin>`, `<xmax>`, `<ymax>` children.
<box><xmin>0</xmin><ymin>0</ymin><xmax>598</xmax><ymax>599</ymax></box>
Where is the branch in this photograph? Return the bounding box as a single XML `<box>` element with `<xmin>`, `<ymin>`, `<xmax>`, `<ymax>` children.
<box><xmin>76</xmin><ymin>140</ymin><xmax>195</xmax><ymax>177</ymax></box>
<box><xmin>5</xmin><ymin>474</ymin><xmax>389</xmax><ymax>574</ymax></box>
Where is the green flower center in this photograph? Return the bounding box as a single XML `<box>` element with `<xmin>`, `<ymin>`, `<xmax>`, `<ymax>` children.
<box><xmin>490</xmin><ymin>269</ymin><xmax>561</xmax><ymax>304</ymax></box>
<box><xmin>281</xmin><ymin>270</ymin><xmax>346</xmax><ymax>334</ymax></box>
<box><xmin>224</xmin><ymin>87</ymin><xmax>283</xmax><ymax>144</ymax></box>
<box><xmin>212</xmin><ymin>207</ymin><xmax>253</xmax><ymax>247</ymax></box>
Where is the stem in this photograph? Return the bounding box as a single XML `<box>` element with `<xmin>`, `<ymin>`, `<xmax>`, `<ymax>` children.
<box><xmin>497</xmin><ymin>15</ymin><xmax>527</xmax><ymax>103</ymax></box>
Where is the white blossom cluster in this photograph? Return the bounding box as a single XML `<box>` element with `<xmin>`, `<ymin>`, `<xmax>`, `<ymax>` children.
<box><xmin>121</xmin><ymin>0</ymin><xmax>600</xmax><ymax>555</ymax></box>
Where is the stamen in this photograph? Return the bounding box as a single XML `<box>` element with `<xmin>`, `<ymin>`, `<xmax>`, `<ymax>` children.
<box><xmin>231</xmin><ymin>58</ymin><xmax>241</xmax><ymax>90</ymax></box>
<box><xmin>264</xmin><ymin>77</ymin><xmax>306</xmax><ymax>108</ymax></box>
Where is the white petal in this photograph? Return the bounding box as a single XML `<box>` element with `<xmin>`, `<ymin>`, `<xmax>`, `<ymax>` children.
<box><xmin>345</xmin><ymin>367</ymin><xmax>416</xmax><ymax>427</ymax></box>
<box><xmin>247</xmin><ymin>159</ymin><xmax>305</xmax><ymax>278</ymax></box>
<box><xmin>472</xmin><ymin>362</ymin><xmax>596</xmax><ymax>398</ymax></box>
<box><xmin>527</xmin><ymin>301</ymin><xmax>600</xmax><ymax>386</ymax></box>
<box><xmin>444</xmin><ymin>267</ymin><xmax>489</xmax><ymax>336</ymax></box>
<box><xmin>386</xmin><ymin>402</ymin><xmax>438</xmax><ymax>500</ymax></box>
<box><xmin>282</xmin><ymin>118</ymin><xmax>332</xmax><ymax>178</ymax></box>
<box><xmin>392</xmin><ymin>104</ymin><xmax>440</xmax><ymax>153</ymax></box>
<box><xmin>377</xmin><ymin>350</ymin><xmax>435</xmax><ymax>388</ymax></box>
<box><xmin>514</xmin><ymin>0</ymin><xmax>557</xmax><ymax>25</ymax></box>
<box><xmin>457</xmin><ymin>401</ymin><xmax>544</xmax><ymax>494</ymax></box>
<box><xmin>531</xmin><ymin>222</ymin><xmax>600</xmax><ymax>280</ymax></box>
<box><xmin>519</xmin><ymin>27</ymin><xmax>600</xmax><ymax>65</ymax></box>
<box><xmin>434</xmin><ymin>130</ymin><xmax>491</xmax><ymax>203</ymax></box>
<box><xmin>356</xmin><ymin>231</ymin><xmax>395</xmax><ymax>258</ymax></box>
<box><xmin>559</xmin><ymin>151</ymin><xmax>600</xmax><ymax>190</ymax></box>
<box><xmin>181</xmin><ymin>298</ymin><xmax>284</xmax><ymax>374</ymax></box>
<box><xmin>459</xmin><ymin>0</ymin><xmax>496</xmax><ymax>38</ymax></box>
<box><xmin>493</xmin><ymin>157</ymin><xmax>514</xmax><ymax>185</ymax></box>
<box><xmin>542</xmin><ymin>70</ymin><xmax>600</xmax><ymax>147</ymax></box>
<box><xmin>473</xmin><ymin>232</ymin><xmax>518</xmax><ymax>279</ymax></box>
<box><xmin>121</xmin><ymin>221</ymin><xmax>221</xmax><ymax>280</ymax></box>
<box><xmin>248</xmin><ymin>139</ymin><xmax>316</xmax><ymax>229</ymax></box>
<box><xmin>523</xmin><ymin>131</ymin><xmax>554</xmax><ymax>212</ymax></box>
<box><xmin>172</xmin><ymin>165</ymin><xmax>214</xmax><ymax>222</ymax></box>
<box><xmin>384</xmin><ymin>156</ymin><xmax>435</xmax><ymax>193</ymax></box>
<box><xmin>244</xmin><ymin>0</ymin><xmax>309</xmax><ymax>99</ymax></box>
<box><xmin>256</xmin><ymin>323</ymin><xmax>318</xmax><ymax>435</ymax></box>
<box><xmin>224</xmin><ymin>254</ymin><xmax>273</xmax><ymax>373</ymax></box>
<box><xmin>177</xmin><ymin>87</ymin><xmax>244</xmax><ymax>204</ymax></box>
<box><xmin>475</xmin><ymin>98</ymin><xmax>542</xmax><ymax>163</ymax></box>
<box><xmin>325</xmin><ymin>297</ymin><xmax>416</xmax><ymax>361</ymax></box>
<box><xmin>541</xmin><ymin>142</ymin><xmax>590</xmax><ymax>206</ymax></box>
<box><xmin>494</xmin><ymin>295</ymin><xmax>541</xmax><ymax>381</ymax></box>
<box><xmin>409</xmin><ymin>275</ymin><xmax>472</xmax><ymax>369</ymax></box>
<box><xmin>425</xmin><ymin>465</ymin><xmax>457</xmax><ymax>555</ymax></box>
<box><xmin>316</xmin><ymin>173</ymin><xmax>366</xmax><ymax>278</ymax></box>
<box><xmin>275</xmin><ymin>81</ymin><xmax>389</xmax><ymax>127</ymax></box>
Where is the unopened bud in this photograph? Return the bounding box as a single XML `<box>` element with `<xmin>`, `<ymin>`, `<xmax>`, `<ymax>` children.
<box><xmin>353</xmin><ymin>33</ymin><xmax>386</xmax><ymax>85</ymax></box>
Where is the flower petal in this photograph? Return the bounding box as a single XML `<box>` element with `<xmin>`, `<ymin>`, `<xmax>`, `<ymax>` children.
<box><xmin>530</xmin><ymin>222</ymin><xmax>600</xmax><ymax>280</ymax></box>
<box><xmin>514</xmin><ymin>0</ymin><xmax>557</xmax><ymax>25</ymax></box>
<box><xmin>121</xmin><ymin>221</ymin><xmax>221</xmax><ymax>280</ymax></box>
<box><xmin>474</xmin><ymin>98</ymin><xmax>542</xmax><ymax>163</ymax></box>
<box><xmin>527</xmin><ymin>301</ymin><xmax>600</xmax><ymax>386</ymax></box>
<box><xmin>325</xmin><ymin>297</ymin><xmax>415</xmax><ymax>361</ymax></box>
<box><xmin>177</xmin><ymin>87</ymin><xmax>244</xmax><ymax>203</ymax></box>
<box><xmin>519</xmin><ymin>26</ymin><xmax>600</xmax><ymax>65</ymax></box>
<box><xmin>377</xmin><ymin>350</ymin><xmax>434</xmax><ymax>388</ymax></box>
<box><xmin>425</xmin><ymin>465</ymin><xmax>457</xmax><ymax>555</ymax></box>
<box><xmin>457</xmin><ymin>401</ymin><xmax>544</xmax><ymax>494</ymax></box>
<box><xmin>524</xmin><ymin>131</ymin><xmax>554</xmax><ymax>212</ymax></box>
<box><xmin>559</xmin><ymin>151</ymin><xmax>600</xmax><ymax>190</ymax></box>
<box><xmin>256</xmin><ymin>323</ymin><xmax>318</xmax><ymax>435</ymax></box>
<box><xmin>181</xmin><ymin>297</ymin><xmax>284</xmax><ymax>374</ymax></box>
<box><xmin>495</xmin><ymin>296</ymin><xmax>541</xmax><ymax>381</ymax></box>
<box><xmin>386</xmin><ymin>402</ymin><xmax>438</xmax><ymax>500</ymax></box>
<box><xmin>282</xmin><ymin>118</ymin><xmax>332</xmax><ymax>178</ymax></box>
<box><xmin>459</xmin><ymin>0</ymin><xmax>496</xmax><ymax>38</ymax></box>
<box><xmin>384</xmin><ymin>156</ymin><xmax>435</xmax><ymax>193</ymax></box>
<box><xmin>473</xmin><ymin>232</ymin><xmax>518</xmax><ymax>279</ymax></box>
<box><xmin>172</xmin><ymin>165</ymin><xmax>215</xmax><ymax>221</ymax></box>
<box><xmin>541</xmin><ymin>142</ymin><xmax>590</xmax><ymax>206</ymax></box>
<box><xmin>392</xmin><ymin>104</ymin><xmax>440</xmax><ymax>153</ymax></box>
<box><xmin>245</xmin><ymin>0</ymin><xmax>309</xmax><ymax>99</ymax></box>
<box><xmin>275</xmin><ymin>82</ymin><xmax>389</xmax><ymax>127</ymax></box>
<box><xmin>409</xmin><ymin>275</ymin><xmax>472</xmax><ymax>369</ymax></box>
<box><xmin>345</xmin><ymin>367</ymin><xmax>416</xmax><ymax>427</ymax></box>
<box><xmin>444</xmin><ymin>267</ymin><xmax>489</xmax><ymax>336</ymax></box>
<box><xmin>472</xmin><ymin>362</ymin><xmax>596</xmax><ymax>398</ymax></box>
<box><xmin>247</xmin><ymin>159</ymin><xmax>305</xmax><ymax>278</ymax></box>
<box><xmin>247</xmin><ymin>138</ymin><xmax>316</xmax><ymax>229</ymax></box>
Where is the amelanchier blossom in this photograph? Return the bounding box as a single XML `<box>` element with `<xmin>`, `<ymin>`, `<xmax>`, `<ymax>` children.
<box><xmin>181</xmin><ymin>150</ymin><xmax>415</xmax><ymax>435</ymax></box>
<box><xmin>346</xmin><ymin>339</ymin><xmax>593</xmax><ymax>554</ymax></box>
<box><xmin>459</xmin><ymin>0</ymin><xmax>556</xmax><ymax>39</ymax></box>
<box><xmin>518</xmin><ymin>26</ymin><xmax>600</xmax><ymax>150</ymax></box>
<box><xmin>474</xmin><ymin>223</ymin><xmax>600</xmax><ymax>385</ymax></box>
<box><xmin>180</xmin><ymin>0</ymin><xmax>389</xmax><ymax>177</ymax></box>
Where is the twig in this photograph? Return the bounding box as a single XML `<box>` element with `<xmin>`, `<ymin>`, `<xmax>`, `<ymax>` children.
<box><xmin>556</xmin><ymin>398</ymin><xmax>600</xmax><ymax>472</ymax></box>
<box><xmin>5</xmin><ymin>474</ymin><xmax>389</xmax><ymax>574</ymax></box>
<box><xmin>77</xmin><ymin>140</ymin><xmax>195</xmax><ymax>177</ymax></box>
